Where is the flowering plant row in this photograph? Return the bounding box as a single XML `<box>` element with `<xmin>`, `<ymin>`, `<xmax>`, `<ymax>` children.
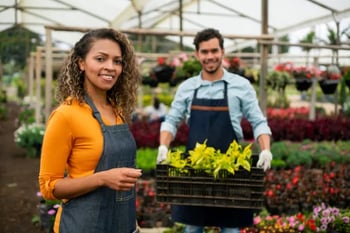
<box><xmin>273</xmin><ymin>62</ymin><xmax>343</xmax><ymax>81</ymax></box>
<box><xmin>242</xmin><ymin>203</ymin><xmax>350</xmax><ymax>233</ymax></box>
<box><xmin>264</xmin><ymin>163</ymin><xmax>350</xmax><ymax>215</ymax></box>
<box><xmin>130</xmin><ymin>115</ymin><xmax>350</xmax><ymax>149</ymax></box>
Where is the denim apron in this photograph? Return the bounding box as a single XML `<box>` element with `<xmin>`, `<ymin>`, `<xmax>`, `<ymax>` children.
<box><xmin>171</xmin><ymin>82</ymin><xmax>254</xmax><ymax>228</ymax></box>
<box><xmin>59</xmin><ymin>96</ymin><xmax>137</xmax><ymax>233</ymax></box>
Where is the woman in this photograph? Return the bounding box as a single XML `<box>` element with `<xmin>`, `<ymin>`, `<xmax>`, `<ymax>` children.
<box><xmin>39</xmin><ymin>28</ymin><xmax>142</xmax><ymax>233</ymax></box>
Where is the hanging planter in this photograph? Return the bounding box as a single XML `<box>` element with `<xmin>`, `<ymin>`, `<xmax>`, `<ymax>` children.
<box><xmin>318</xmin><ymin>79</ymin><xmax>339</xmax><ymax>95</ymax></box>
<box><xmin>295</xmin><ymin>78</ymin><xmax>312</xmax><ymax>91</ymax></box>
<box><xmin>291</xmin><ymin>66</ymin><xmax>319</xmax><ymax>92</ymax></box>
<box><xmin>152</xmin><ymin>65</ymin><xmax>175</xmax><ymax>83</ymax></box>
<box><xmin>318</xmin><ymin>65</ymin><xmax>341</xmax><ymax>95</ymax></box>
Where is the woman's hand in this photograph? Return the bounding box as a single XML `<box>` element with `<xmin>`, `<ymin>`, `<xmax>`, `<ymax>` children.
<box><xmin>100</xmin><ymin>168</ymin><xmax>142</xmax><ymax>191</ymax></box>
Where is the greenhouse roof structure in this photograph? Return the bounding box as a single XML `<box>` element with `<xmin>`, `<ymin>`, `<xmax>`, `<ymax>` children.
<box><xmin>1</xmin><ymin>0</ymin><xmax>350</xmax><ymax>52</ymax></box>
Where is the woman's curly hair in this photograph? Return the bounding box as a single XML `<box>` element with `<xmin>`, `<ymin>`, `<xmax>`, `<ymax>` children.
<box><xmin>56</xmin><ymin>28</ymin><xmax>141</xmax><ymax>123</ymax></box>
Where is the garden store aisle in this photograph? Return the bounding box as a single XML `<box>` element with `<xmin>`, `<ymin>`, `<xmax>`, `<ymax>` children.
<box><xmin>0</xmin><ymin>96</ymin><xmax>342</xmax><ymax>233</ymax></box>
<box><xmin>0</xmin><ymin>102</ymin><xmax>44</xmax><ymax>233</ymax></box>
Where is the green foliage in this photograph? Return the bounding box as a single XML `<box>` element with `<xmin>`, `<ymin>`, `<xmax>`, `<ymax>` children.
<box><xmin>18</xmin><ymin>106</ymin><xmax>35</xmax><ymax>126</ymax></box>
<box><xmin>266</xmin><ymin>71</ymin><xmax>293</xmax><ymax>108</ymax></box>
<box><xmin>270</xmin><ymin>140</ymin><xmax>350</xmax><ymax>169</ymax></box>
<box><xmin>287</xmin><ymin>150</ymin><xmax>313</xmax><ymax>167</ymax></box>
<box><xmin>266</xmin><ymin>71</ymin><xmax>293</xmax><ymax>91</ymax></box>
<box><xmin>180</xmin><ymin>58</ymin><xmax>202</xmax><ymax>77</ymax></box>
<box><xmin>0</xmin><ymin>91</ymin><xmax>8</xmax><ymax>120</ymax></box>
<box><xmin>164</xmin><ymin>141</ymin><xmax>253</xmax><ymax>178</ymax></box>
<box><xmin>11</xmin><ymin>74</ymin><xmax>26</xmax><ymax>98</ymax></box>
<box><xmin>14</xmin><ymin>123</ymin><xmax>45</xmax><ymax>157</ymax></box>
<box><xmin>333</xmin><ymin>209</ymin><xmax>350</xmax><ymax>233</ymax></box>
<box><xmin>136</xmin><ymin>148</ymin><xmax>157</xmax><ymax>172</ymax></box>
<box><xmin>300</xmin><ymin>31</ymin><xmax>315</xmax><ymax>52</ymax></box>
<box><xmin>0</xmin><ymin>25</ymin><xmax>42</xmax><ymax>72</ymax></box>
<box><xmin>0</xmin><ymin>104</ymin><xmax>8</xmax><ymax>120</ymax></box>
<box><xmin>142</xmin><ymin>94</ymin><xmax>173</xmax><ymax>107</ymax></box>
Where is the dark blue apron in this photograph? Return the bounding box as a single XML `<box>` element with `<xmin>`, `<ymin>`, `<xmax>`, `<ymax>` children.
<box><xmin>59</xmin><ymin>96</ymin><xmax>137</xmax><ymax>233</ymax></box>
<box><xmin>171</xmin><ymin>82</ymin><xmax>254</xmax><ymax>228</ymax></box>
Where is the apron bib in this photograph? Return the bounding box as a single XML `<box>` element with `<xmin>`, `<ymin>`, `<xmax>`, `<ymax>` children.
<box><xmin>59</xmin><ymin>96</ymin><xmax>137</xmax><ymax>233</ymax></box>
<box><xmin>172</xmin><ymin>82</ymin><xmax>254</xmax><ymax>228</ymax></box>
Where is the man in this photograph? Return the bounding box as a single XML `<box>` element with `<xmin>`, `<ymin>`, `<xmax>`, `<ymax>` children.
<box><xmin>157</xmin><ymin>28</ymin><xmax>272</xmax><ymax>233</ymax></box>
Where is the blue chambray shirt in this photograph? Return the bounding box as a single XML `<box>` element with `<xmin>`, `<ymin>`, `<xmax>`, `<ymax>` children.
<box><xmin>160</xmin><ymin>69</ymin><xmax>272</xmax><ymax>141</ymax></box>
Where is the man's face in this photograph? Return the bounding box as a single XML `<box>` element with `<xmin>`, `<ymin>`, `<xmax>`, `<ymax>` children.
<box><xmin>195</xmin><ymin>37</ymin><xmax>224</xmax><ymax>75</ymax></box>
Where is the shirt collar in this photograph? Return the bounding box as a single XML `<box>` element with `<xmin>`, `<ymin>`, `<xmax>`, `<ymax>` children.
<box><xmin>196</xmin><ymin>68</ymin><xmax>233</xmax><ymax>87</ymax></box>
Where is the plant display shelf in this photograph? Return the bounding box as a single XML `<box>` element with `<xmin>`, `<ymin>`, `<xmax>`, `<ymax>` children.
<box><xmin>156</xmin><ymin>164</ymin><xmax>264</xmax><ymax>210</ymax></box>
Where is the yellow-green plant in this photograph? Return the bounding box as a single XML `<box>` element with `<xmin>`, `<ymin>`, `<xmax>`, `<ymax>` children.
<box><xmin>164</xmin><ymin>140</ymin><xmax>253</xmax><ymax>178</ymax></box>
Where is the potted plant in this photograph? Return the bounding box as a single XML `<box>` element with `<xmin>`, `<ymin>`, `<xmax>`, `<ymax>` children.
<box><xmin>150</xmin><ymin>57</ymin><xmax>175</xmax><ymax>83</ymax></box>
<box><xmin>318</xmin><ymin>65</ymin><xmax>342</xmax><ymax>95</ymax></box>
<box><xmin>291</xmin><ymin>65</ymin><xmax>319</xmax><ymax>91</ymax></box>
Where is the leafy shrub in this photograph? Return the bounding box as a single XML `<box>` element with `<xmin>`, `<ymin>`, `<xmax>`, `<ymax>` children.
<box><xmin>14</xmin><ymin>123</ymin><xmax>45</xmax><ymax>157</ymax></box>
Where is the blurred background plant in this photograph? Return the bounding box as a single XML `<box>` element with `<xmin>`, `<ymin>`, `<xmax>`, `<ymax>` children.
<box><xmin>14</xmin><ymin>123</ymin><xmax>45</xmax><ymax>157</ymax></box>
<box><xmin>32</xmin><ymin>192</ymin><xmax>61</xmax><ymax>233</ymax></box>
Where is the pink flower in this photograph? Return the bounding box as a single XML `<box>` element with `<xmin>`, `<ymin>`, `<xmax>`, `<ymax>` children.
<box><xmin>47</xmin><ymin>209</ymin><xmax>56</xmax><ymax>215</ymax></box>
<box><xmin>298</xmin><ymin>224</ymin><xmax>304</xmax><ymax>231</ymax></box>
<box><xmin>253</xmin><ymin>216</ymin><xmax>261</xmax><ymax>225</ymax></box>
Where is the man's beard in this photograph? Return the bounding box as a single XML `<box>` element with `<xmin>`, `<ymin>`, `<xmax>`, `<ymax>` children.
<box><xmin>204</xmin><ymin>60</ymin><xmax>221</xmax><ymax>74</ymax></box>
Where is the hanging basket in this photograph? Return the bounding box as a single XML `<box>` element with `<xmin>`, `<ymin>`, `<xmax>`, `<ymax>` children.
<box><xmin>153</xmin><ymin>65</ymin><xmax>175</xmax><ymax>83</ymax></box>
<box><xmin>295</xmin><ymin>78</ymin><xmax>312</xmax><ymax>91</ymax></box>
<box><xmin>318</xmin><ymin>79</ymin><xmax>339</xmax><ymax>95</ymax></box>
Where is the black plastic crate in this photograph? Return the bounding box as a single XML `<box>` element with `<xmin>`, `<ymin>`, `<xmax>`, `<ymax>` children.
<box><xmin>156</xmin><ymin>161</ymin><xmax>264</xmax><ymax>210</ymax></box>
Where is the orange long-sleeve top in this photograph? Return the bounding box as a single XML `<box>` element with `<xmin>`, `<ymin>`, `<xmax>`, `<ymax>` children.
<box><xmin>39</xmin><ymin>99</ymin><xmax>122</xmax><ymax>233</ymax></box>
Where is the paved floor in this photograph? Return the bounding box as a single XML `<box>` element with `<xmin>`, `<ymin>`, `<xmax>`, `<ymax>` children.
<box><xmin>288</xmin><ymin>94</ymin><xmax>338</xmax><ymax>115</ymax></box>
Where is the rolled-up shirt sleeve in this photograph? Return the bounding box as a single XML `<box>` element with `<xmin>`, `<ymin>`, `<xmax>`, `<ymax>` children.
<box><xmin>39</xmin><ymin>110</ymin><xmax>73</xmax><ymax>200</ymax></box>
<box><xmin>227</xmin><ymin>75</ymin><xmax>272</xmax><ymax>140</ymax></box>
<box><xmin>160</xmin><ymin>78</ymin><xmax>197</xmax><ymax>138</ymax></box>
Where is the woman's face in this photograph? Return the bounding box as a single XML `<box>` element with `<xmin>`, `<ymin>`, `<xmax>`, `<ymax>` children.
<box><xmin>195</xmin><ymin>37</ymin><xmax>224</xmax><ymax>75</ymax></box>
<box><xmin>79</xmin><ymin>39</ymin><xmax>123</xmax><ymax>94</ymax></box>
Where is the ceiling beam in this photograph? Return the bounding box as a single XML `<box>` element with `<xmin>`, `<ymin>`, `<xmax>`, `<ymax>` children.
<box><xmin>53</xmin><ymin>0</ymin><xmax>110</xmax><ymax>24</ymax></box>
<box><xmin>45</xmin><ymin>25</ymin><xmax>274</xmax><ymax>40</ymax></box>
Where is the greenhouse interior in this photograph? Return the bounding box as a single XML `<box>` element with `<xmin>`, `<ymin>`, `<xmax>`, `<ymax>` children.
<box><xmin>1</xmin><ymin>0</ymin><xmax>350</xmax><ymax>233</ymax></box>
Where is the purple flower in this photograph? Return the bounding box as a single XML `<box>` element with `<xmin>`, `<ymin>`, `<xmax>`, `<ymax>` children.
<box><xmin>313</xmin><ymin>206</ymin><xmax>321</xmax><ymax>215</ymax></box>
<box><xmin>47</xmin><ymin>209</ymin><xmax>56</xmax><ymax>215</ymax></box>
<box><xmin>322</xmin><ymin>209</ymin><xmax>330</xmax><ymax>217</ymax></box>
<box><xmin>320</xmin><ymin>224</ymin><xmax>327</xmax><ymax>231</ymax></box>
<box><xmin>321</xmin><ymin>217</ymin><xmax>328</xmax><ymax>225</ymax></box>
<box><xmin>342</xmin><ymin>216</ymin><xmax>350</xmax><ymax>224</ymax></box>
<box><xmin>331</xmin><ymin>207</ymin><xmax>339</xmax><ymax>216</ymax></box>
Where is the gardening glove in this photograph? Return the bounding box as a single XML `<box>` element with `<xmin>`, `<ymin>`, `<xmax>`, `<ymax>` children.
<box><xmin>257</xmin><ymin>150</ymin><xmax>272</xmax><ymax>171</ymax></box>
<box><xmin>157</xmin><ymin>144</ymin><xmax>168</xmax><ymax>164</ymax></box>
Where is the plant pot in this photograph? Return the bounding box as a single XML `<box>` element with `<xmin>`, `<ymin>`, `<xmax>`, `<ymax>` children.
<box><xmin>295</xmin><ymin>78</ymin><xmax>312</xmax><ymax>91</ymax></box>
<box><xmin>153</xmin><ymin>65</ymin><xmax>175</xmax><ymax>83</ymax></box>
<box><xmin>318</xmin><ymin>79</ymin><xmax>339</xmax><ymax>95</ymax></box>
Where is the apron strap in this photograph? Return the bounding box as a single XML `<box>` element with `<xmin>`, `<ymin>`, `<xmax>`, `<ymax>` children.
<box><xmin>84</xmin><ymin>95</ymin><xmax>106</xmax><ymax>132</ymax></box>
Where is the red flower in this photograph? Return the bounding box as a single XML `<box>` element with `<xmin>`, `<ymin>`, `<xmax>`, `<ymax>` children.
<box><xmin>306</xmin><ymin>219</ymin><xmax>317</xmax><ymax>231</ymax></box>
<box><xmin>292</xmin><ymin>176</ymin><xmax>299</xmax><ymax>185</ymax></box>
